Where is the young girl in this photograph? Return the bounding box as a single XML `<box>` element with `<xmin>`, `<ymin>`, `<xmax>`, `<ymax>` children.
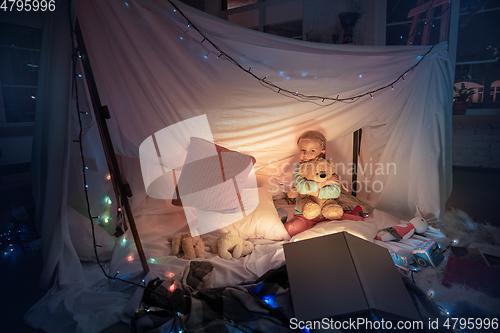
<box><xmin>284</xmin><ymin>131</ymin><xmax>341</xmax><ymax>237</ymax></box>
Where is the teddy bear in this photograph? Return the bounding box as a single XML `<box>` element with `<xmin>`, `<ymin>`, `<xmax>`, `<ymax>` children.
<box><xmin>374</xmin><ymin>217</ymin><xmax>428</xmax><ymax>242</ymax></box>
<box><xmin>211</xmin><ymin>231</ymin><xmax>254</xmax><ymax>260</ymax></box>
<box><xmin>287</xmin><ymin>157</ymin><xmax>344</xmax><ymax>220</ymax></box>
<box><xmin>168</xmin><ymin>232</ymin><xmax>207</xmax><ymax>260</ymax></box>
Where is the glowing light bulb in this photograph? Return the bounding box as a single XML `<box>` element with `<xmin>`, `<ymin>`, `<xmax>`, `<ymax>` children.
<box><xmin>179</xmin><ymin>36</ymin><xmax>183</xmax><ymax>40</ymax></box>
<box><xmin>85</xmin><ymin>184</ymin><xmax>88</xmax><ymax>188</ymax></box>
<box><xmin>359</xmin><ymin>74</ymin><xmax>362</xmax><ymax>78</ymax></box>
<box><xmin>122</xmin><ymin>237</ymin><xmax>127</xmax><ymax>244</ymax></box>
<box><xmin>169</xmin><ymin>282</ymin><xmax>176</xmax><ymax>292</ymax></box>
<box><xmin>104</xmin><ymin>218</ymin><xmax>109</xmax><ymax>223</ymax></box>
<box><xmin>106</xmin><ymin>174</ymin><xmax>111</xmax><ymax>180</ymax></box>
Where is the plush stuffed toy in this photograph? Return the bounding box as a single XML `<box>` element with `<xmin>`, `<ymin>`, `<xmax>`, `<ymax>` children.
<box><xmin>375</xmin><ymin>217</ymin><xmax>428</xmax><ymax>242</ymax></box>
<box><xmin>287</xmin><ymin>157</ymin><xmax>343</xmax><ymax>220</ymax></box>
<box><xmin>211</xmin><ymin>231</ymin><xmax>254</xmax><ymax>260</ymax></box>
<box><xmin>168</xmin><ymin>232</ymin><xmax>207</xmax><ymax>260</ymax></box>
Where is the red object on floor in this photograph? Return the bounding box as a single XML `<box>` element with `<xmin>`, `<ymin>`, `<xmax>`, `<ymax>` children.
<box><xmin>442</xmin><ymin>256</ymin><xmax>500</xmax><ymax>298</ymax></box>
<box><xmin>341</xmin><ymin>205</ymin><xmax>365</xmax><ymax>221</ymax></box>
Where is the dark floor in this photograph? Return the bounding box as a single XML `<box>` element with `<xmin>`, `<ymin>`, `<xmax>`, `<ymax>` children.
<box><xmin>0</xmin><ymin>164</ymin><xmax>499</xmax><ymax>332</ymax></box>
<box><xmin>445</xmin><ymin>167</ymin><xmax>500</xmax><ymax>226</ymax></box>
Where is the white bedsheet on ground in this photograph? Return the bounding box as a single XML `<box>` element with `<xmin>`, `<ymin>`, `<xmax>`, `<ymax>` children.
<box><xmin>109</xmin><ymin>196</ymin><xmax>450</xmax><ymax>293</ymax></box>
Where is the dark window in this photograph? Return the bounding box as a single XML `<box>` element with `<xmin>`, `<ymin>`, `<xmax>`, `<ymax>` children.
<box><xmin>0</xmin><ymin>22</ymin><xmax>41</xmax><ymax>123</ymax></box>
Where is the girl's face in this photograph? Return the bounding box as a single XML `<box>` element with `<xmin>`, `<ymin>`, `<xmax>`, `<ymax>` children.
<box><xmin>298</xmin><ymin>138</ymin><xmax>325</xmax><ymax>162</ymax></box>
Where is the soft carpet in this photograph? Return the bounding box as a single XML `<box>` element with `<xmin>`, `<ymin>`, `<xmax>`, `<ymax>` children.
<box><xmin>412</xmin><ymin>209</ymin><xmax>500</xmax><ymax>321</ymax></box>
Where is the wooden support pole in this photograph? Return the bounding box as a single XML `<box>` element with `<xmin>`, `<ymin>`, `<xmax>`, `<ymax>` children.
<box><xmin>407</xmin><ymin>0</ymin><xmax>424</xmax><ymax>45</ymax></box>
<box><xmin>352</xmin><ymin>129</ymin><xmax>361</xmax><ymax>196</ymax></box>
<box><xmin>421</xmin><ymin>6</ymin><xmax>433</xmax><ymax>45</ymax></box>
<box><xmin>74</xmin><ymin>18</ymin><xmax>149</xmax><ymax>274</ymax></box>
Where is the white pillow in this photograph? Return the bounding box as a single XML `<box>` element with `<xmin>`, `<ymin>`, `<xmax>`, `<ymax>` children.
<box><xmin>290</xmin><ymin>219</ymin><xmax>378</xmax><ymax>243</ymax></box>
<box><xmin>67</xmin><ymin>205</ymin><xmax>117</xmax><ymax>262</ymax></box>
<box><xmin>201</xmin><ymin>188</ymin><xmax>291</xmax><ymax>244</ymax></box>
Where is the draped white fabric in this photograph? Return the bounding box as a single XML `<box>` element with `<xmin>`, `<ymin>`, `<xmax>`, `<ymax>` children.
<box><xmin>25</xmin><ymin>0</ymin><xmax>454</xmax><ymax>332</ymax></box>
<box><xmin>77</xmin><ymin>0</ymin><xmax>453</xmax><ymax>221</ymax></box>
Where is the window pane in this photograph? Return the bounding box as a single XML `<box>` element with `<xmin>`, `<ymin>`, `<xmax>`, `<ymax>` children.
<box><xmin>0</xmin><ymin>47</ymin><xmax>40</xmax><ymax>86</ymax></box>
<box><xmin>454</xmin><ymin>61</ymin><xmax>500</xmax><ymax>108</ymax></box>
<box><xmin>2</xmin><ymin>87</ymin><xmax>37</xmax><ymax>123</ymax></box>
<box><xmin>0</xmin><ymin>22</ymin><xmax>41</xmax><ymax>49</ymax></box>
<box><xmin>456</xmin><ymin>9</ymin><xmax>500</xmax><ymax>63</ymax></box>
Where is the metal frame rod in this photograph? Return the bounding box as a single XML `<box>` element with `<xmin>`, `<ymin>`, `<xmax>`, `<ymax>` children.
<box><xmin>74</xmin><ymin>17</ymin><xmax>149</xmax><ymax>273</ymax></box>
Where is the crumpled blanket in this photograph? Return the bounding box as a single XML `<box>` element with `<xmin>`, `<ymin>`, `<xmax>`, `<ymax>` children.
<box><xmin>132</xmin><ymin>262</ymin><xmax>294</xmax><ymax>333</ymax></box>
<box><xmin>132</xmin><ymin>262</ymin><xmax>449</xmax><ymax>333</ymax></box>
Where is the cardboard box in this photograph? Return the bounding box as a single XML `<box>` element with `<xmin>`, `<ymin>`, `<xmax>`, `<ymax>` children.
<box><xmin>412</xmin><ymin>241</ymin><xmax>444</xmax><ymax>267</ymax></box>
<box><xmin>283</xmin><ymin>232</ymin><xmax>420</xmax><ymax>322</ymax></box>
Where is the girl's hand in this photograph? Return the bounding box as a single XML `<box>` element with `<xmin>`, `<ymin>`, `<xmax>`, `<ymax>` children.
<box><xmin>327</xmin><ymin>174</ymin><xmax>340</xmax><ymax>186</ymax></box>
<box><xmin>309</xmin><ymin>190</ymin><xmax>320</xmax><ymax>197</ymax></box>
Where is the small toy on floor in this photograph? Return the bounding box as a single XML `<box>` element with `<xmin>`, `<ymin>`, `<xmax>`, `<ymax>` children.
<box><xmin>390</xmin><ymin>251</ymin><xmax>410</xmax><ymax>276</ymax></box>
<box><xmin>375</xmin><ymin>217</ymin><xmax>428</xmax><ymax>242</ymax></box>
<box><xmin>412</xmin><ymin>240</ymin><xmax>444</xmax><ymax>267</ymax></box>
<box><xmin>168</xmin><ymin>232</ymin><xmax>207</xmax><ymax>260</ymax></box>
<box><xmin>211</xmin><ymin>231</ymin><xmax>254</xmax><ymax>260</ymax></box>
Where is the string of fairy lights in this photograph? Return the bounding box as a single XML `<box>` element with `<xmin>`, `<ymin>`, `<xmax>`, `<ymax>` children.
<box><xmin>68</xmin><ymin>6</ymin><xmax>182</xmax><ymax>327</ymax></box>
<box><xmin>166</xmin><ymin>0</ymin><xmax>439</xmax><ymax>106</ymax></box>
